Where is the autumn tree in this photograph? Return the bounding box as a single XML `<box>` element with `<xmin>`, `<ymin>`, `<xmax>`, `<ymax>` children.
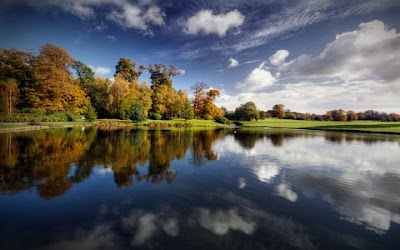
<box><xmin>235</xmin><ymin>102</ymin><xmax>260</xmax><ymax>121</ymax></box>
<box><xmin>115</xmin><ymin>58</ymin><xmax>145</xmax><ymax>83</ymax></box>
<box><xmin>34</xmin><ymin>44</ymin><xmax>89</xmax><ymax>113</ymax></box>
<box><xmin>272</xmin><ymin>104</ymin><xmax>286</xmax><ymax>119</ymax></box>
<box><xmin>0</xmin><ymin>48</ymin><xmax>36</xmax><ymax>108</ymax></box>
<box><xmin>0</xmin><ymin>78</ymin><xmax>18</xmax><ymax>115</ymax></box>
<box><xmin>148</xmin><ymin>63</ymin><xmax>180</xmax><ymax>89</ymax></box>
<box><xmin>191</xmin><ymin>82</ymin><xmax>208</xmax><ymax>116</ymax></box>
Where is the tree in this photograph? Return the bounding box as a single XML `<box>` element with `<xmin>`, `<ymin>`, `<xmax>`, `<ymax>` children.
<box><xmin>84</xmin><ymin>104</ymin><xmax>97</xmax><ymax>122</ymax></box>
<box><xmin>346</xmin><ymin>110</ymin><xmax>358</xmax><ymax>121</ymax></box>
<box><xmin>108</xmin><ymin>75</ymin><xmax>132</xmax><ymax>118</ymax></box>
<box><xmin>0</xmin><ymin>78</ymin><xmax>18</xmax><ymax>115</ymax></box>
<box><xmin>191</xmin><ymin>82</ymin><xmax>208</xmax><ymax>116</ymax></box>
<box><xmin>148</xmin><ymin>63</ymin><xmax>180</xmax><ymax>89</ymax></box>
<box><xmin>115</xmin><ymin>58</ymin><xmax>144</xmax><ymax>83</ymax></box>
<box><xmin>127</xmin><ymin>102</ymin><xmax>147</xmax><ymax>122</ymax></box>
<box><xmin>34</xmin><ymin>44</ymin><xmax>90</xmax><ymax>113</ymax></box>
<box><xmin>182</xmin><ymin>98</ymin><xmax>194</xmax><ymax>120</ymax></box>
<box><xmin>0</xmin><ymin>48</ymin><xmax>36</xmax><ymax>108</ymax></box>
<box><xmin>259</xmin><ymin>110</ymin><xmax>268</xmax><ymax>120</ymax></box>
<box><xmin>92</xmin><ymin>77</ymin><xmax>112</xmax><ymax>118</ymax></box>
<box><xmin>72</xmin><ymin>60</ymin><xmax>95</xmax><ymax>91</ymax></box>
<box><xmin>272</xmin><ymin>104</ymin><xmax>286</xmax><ymax>119</ymax></box>
<box><xmin>190</xmin><ymin>83</ymin><xmax>222</xmax><ymax>120</ymax></box>
<box><xmin>235</xmin><ymin>102</ymin><xmax>260</xmax><ymax>121</ymax></box>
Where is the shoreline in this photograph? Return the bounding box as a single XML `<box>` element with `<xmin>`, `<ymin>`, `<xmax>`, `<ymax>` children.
<box><xmin>1</xmin><ymin>122</ymin><xmax>400</xmax><ymax>135</ymax></box>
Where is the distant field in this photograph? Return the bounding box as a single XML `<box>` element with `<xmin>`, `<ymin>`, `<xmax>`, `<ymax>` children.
<box><xmin>239</xmin><ymin>119</ymin><xmax>400</xmax><ymax>134</ymax></box>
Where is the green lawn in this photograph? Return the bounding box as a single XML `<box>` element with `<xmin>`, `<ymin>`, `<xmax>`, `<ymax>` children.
<box><xmin>239</xmin><ymin>119</ymin><xmax>400</xmax><ymax>134</ymax></box>
<box><xmin>137</xmin><ymin>119</ymin><xmax>223</xmax><ymax>126</ymax></box>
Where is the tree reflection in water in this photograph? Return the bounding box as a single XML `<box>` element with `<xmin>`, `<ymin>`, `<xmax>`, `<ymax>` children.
<box><xmin>0</xmin><ymin>128</ymin><xmax>224</xmax><ymax>198</ymax></box>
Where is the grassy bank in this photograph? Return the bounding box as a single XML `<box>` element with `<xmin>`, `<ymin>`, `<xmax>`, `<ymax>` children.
<box><xmin>136</xmin><ymin>119</ymin><xmax>224</xmax><ymax>127</ymax></box>
<box><xmin>2</xmin><ymin>118</ymin><xmax>400</xmax><ymax>134</ymax></box>
<box><xmin>239</xmin><ymin>119</ymin><xmax>400</xmax><ymax>134</ymax></box>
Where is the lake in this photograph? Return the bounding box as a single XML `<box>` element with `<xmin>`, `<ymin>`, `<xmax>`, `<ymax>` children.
<box><xmin>0</xmin><ymin>127</ymin><xmax>399</xmax><ymax>249</ymax></box>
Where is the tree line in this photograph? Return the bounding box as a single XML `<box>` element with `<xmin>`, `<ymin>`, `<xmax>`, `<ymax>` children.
<box><xmin>1</xmin><ymin>44</ymin><xmax>398</xmax><ymax>123</ymax></box>
<box><xmin>222</xmin><ymin>103</ymin><xmax>400</xmax><ymax>122</ymax></box>
<box><xmin>0</xmin><ymin>44</ymin><xmax>222</xmax><ymax>122</ymax></box>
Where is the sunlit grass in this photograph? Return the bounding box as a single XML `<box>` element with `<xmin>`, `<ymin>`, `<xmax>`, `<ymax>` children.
<box><xmin>239</xmin><ymin>118</ymin><xmax>400</xmax><ymax>133</ymax></box>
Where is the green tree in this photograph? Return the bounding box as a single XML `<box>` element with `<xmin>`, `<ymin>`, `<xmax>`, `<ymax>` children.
<box><xmin>272</xmin><ymin>104</ymin><xmax>286</xmax><ymax>119</ymax></box>
<box><xmin>127</xmin><ymin>102</ymin><xmax>147</xmax><ymax>122</ymax></box>
<box><xmin>72</xmin><ymin>60</ymin><xmax>96</xmax><ymax>91</ymax></box>
<box><xmin>235</xmin><ymin>102</ymin><xmax>260</xmax><ymax>121</ymax></box>
<box><xmin>182</xmin><ymin>98</ymin><xmax>194</xmax><ymax>120</ymax></box>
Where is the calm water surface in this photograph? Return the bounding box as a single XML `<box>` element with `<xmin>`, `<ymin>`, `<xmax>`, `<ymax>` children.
<box><xmin>0</xmin><ymin>127</ymin><xmax>399</xmax><ymax>249</ymax></box>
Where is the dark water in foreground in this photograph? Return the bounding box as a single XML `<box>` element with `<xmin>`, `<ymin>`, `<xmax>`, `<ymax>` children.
<box><xmin>0</xmin><ymin>127</ymin><xmax>399</xmax><ymax>250</ymax></box>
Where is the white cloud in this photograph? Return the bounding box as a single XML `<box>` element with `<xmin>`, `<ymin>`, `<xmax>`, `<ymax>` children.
<box><xmin>107</xmin><ymin>3</ymin><xmax>165</xmax><ymax>30</ymax></box>
<box><xmin>269</xmin><ymin>50</ymin><xmax>289</xmax><ymax>67</ymax></box>
<box><xmin>290</xmin><ymin>20</ymin><xmax>400</xmax><ymax>81</ymax></box>
<box><xmin>228</xmin><ymin>57</ymin><xmax>239</xmax><ymax>68</ymax></box>
<box><xmin>238</xmin><ymin>177</ymin><xmax>247</xmax><ymax>189</ymax></box>
<box><xmin>121</xmin><ymin>209</ymin><xmax>179</xmax><ymax>246</ymax></box>
<box><xmin>216</xmin><ymin>78</ymin><xmax>400</xmax><ymax>113</ymax></box>
<box><xmin>195</xmin><ymin>208</ymin><xmax>256</xmax><ymax>235</ymax></box>
<box><xmin>183</xmin><ymin>9</ymin><xmax>245</xmax><ymax>37</ymax></box>
<box><xmin>235</xmin><ymin>62</ymin><xmax>276</xmax><ymax>92</ymax></box>
<box><xmin>178</xmin><ymin>69</ymin><xmax>185</xmax><ymax>75</ymax></box>
<box><xmin>275</xmin><ymin>183</ymin><xmax>298</xmax><ymax>202</ymax></box>
<box><xmin>89</xmin><ymin>65</ymin><xmax>111</xmax><ymax>75</ymax></box>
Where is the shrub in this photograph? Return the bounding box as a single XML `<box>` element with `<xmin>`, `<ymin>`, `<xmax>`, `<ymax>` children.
<box><xmin>215</xmin><ymin>116</ymin><xmax>233</xmax><ymax>125</ymax></box>
<box><xmin>128</xmin><ymin>102</ymin><xmax>147</xmax><ymax>122</ymax></box>
<box><xmin>149</xmin><ymin>111</ymin><xmax>162</xmax><ymax>120</ymax></box>
<box><xmin>85</xmin><ymin>105</ymin><xmax>97</xmax><ymax>122</ymax></box>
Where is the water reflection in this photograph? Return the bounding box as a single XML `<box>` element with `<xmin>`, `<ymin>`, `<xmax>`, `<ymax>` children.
<box><xmin>0</xmin><ymin>128</ymin><xmax>400</xmax><ymax>249</ymax></box>
<box><xmin>0</xmin><ymin>128</ymin><xmax>223</xmax><ymax>198</ymax></box>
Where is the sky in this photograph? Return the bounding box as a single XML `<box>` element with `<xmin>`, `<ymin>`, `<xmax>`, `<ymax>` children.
<box><xmin>0</xmin><ymin>0</ymin><xmax>399</xmax><ymax>114</ymax></box>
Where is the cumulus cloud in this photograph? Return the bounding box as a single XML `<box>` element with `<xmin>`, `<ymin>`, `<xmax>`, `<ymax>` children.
<box><xmin>275</xmin><ymin>183</ymin><xmax>298</xmax><ymax>202</ymax></box>
<box><xmin>290</xmin><ymin>20</ymin><xmax>400</xmax><ymax>81</ymax></box>
<box><xmin>235</xmin><ymin>62</ymin><xmax>276</xmax><ymax>92</ymax></box>
<box><xmin>89</xmin><ymin>65</ymin><xmax>111</xmax><ymax>75</ymax></box>
<box><xmin>228</xmin><ymin>57</ymin><xmax>239</xmax><ymax>68</ymax></box>
<box><xmin>195</xmin><ymin>208</ymin><xmax>256</xmax><ymax>235</ymax></box>
<box><xmin>269</xmin><ymin>49</ymin><xmax>290</xmax><ymax>67</ymax></box>
<box><xmin>107</xmin><ymin>3</ymin><xmax>165</xmax><ymax>30</ymax></box>
<box><xmin>178</xmin><ymin>69</ymin><xmax>185</xmax><ymax>75</ymax></box>
<box><xmin>183</xmin><ymin>9</ymin><xmax>245</xmax><ymax>37</ymax></box>
<box><xmin>121</xmin><ymin>209</ymin><xmax>179</xmax><ymax>246</ymax></box>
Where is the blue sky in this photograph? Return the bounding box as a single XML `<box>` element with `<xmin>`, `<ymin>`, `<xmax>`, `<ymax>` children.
<box><xmin>1</xmin><ymin>0</ymin><xmax>400</xmax><ymax>113</ymax></box>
